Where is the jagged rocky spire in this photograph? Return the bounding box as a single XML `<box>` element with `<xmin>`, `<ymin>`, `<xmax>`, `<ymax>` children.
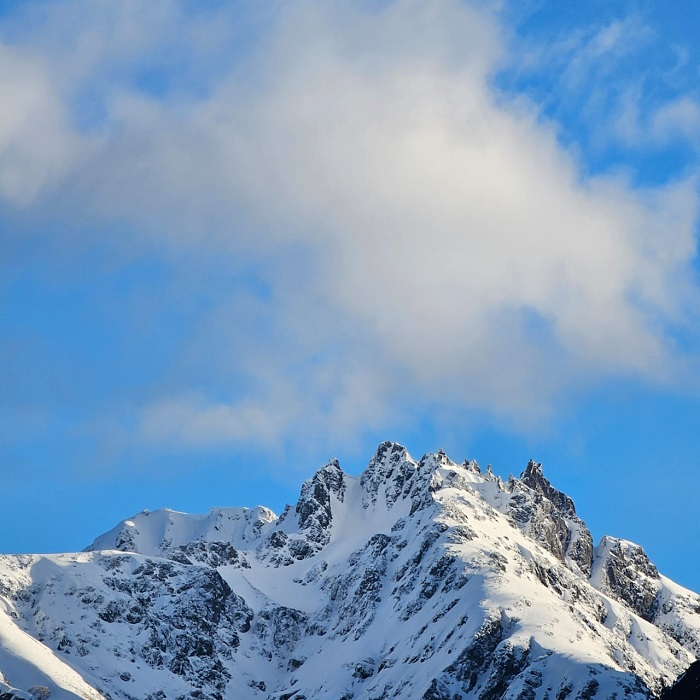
<box><xmin>520</xmin><ymin>459</ymin><xmax>577</xmax><ymax>517</ymax></box>
<box><xmin>295</xmin><ymin>458</ymin><xmax>346</xmax><ymax>543</ymax></box>
<box><xmin>509</xmin><ymin>459</ymin><xmax>594</xmax><ymax>575</ymax></box>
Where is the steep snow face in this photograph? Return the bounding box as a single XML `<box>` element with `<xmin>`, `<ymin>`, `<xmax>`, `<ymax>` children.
<box><xmin>0</xmin><ymin>442</ymin><xmax>699</xmax><ymax>700</ymax></box>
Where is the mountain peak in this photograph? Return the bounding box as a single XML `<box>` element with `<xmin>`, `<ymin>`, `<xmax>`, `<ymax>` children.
<box><xmin>373</xmin><ymin>439</ymin><xmax>408</xmax><ymax>463</ymax></box>
<box><xmin>523</xmin><ymin>458</ymin><xmax>543</xmax><ymax>475</ymax></box>
<box><xmin>295</xmin><ymin>458</ymin><xmax>348</xmax><ymax>544</ymax></box>
<box><xmin>520</xmin><ymin>458</ymin><xmax>577</xmax><ymax>517</ymax></box>
<box><xmin>462</xmin><ymin>458</ymin><xmax>481</xmax><ymax>473</ymax></box>
<box><xmin>508</xmin><ymin>459</ymin><xmax>593</xmax><ymax>575</ymax></box>
<box><xmin>360</xmin><ymin>441</ymin><xmax>416</xmax><ymax>507</ymax></box>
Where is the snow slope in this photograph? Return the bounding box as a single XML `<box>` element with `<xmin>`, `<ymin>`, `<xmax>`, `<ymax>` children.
<box><xmin>0</xmin><ymin>442</ymin><xmax>698</xmax><ymax>700</ymax></box>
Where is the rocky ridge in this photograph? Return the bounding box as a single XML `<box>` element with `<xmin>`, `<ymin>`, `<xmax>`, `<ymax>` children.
<box><xmin>0</xmin><ymin>442</ymin><xmax>698</xmax><ymax>700</ymax></box>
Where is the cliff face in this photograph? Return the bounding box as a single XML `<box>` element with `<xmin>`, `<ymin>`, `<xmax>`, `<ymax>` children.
<box><xmin>0</xmin><ymin>442</ymin><xmax>698</xmax><ymax>700</ymax></box>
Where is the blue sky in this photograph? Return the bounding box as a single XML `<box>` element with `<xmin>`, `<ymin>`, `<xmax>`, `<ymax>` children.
<box><xmin>2</xmin><ymin>0</ymin><xmax>700</xmax><ymax>592</ymax></box>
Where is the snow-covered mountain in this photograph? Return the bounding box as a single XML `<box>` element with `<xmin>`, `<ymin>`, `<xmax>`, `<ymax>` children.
<box><xmin>0</xmin><ymin>442</ymin><xmax>698</xmax><ymax>700</ymax></box>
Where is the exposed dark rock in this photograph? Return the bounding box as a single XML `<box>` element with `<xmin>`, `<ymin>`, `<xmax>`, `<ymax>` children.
<box><xmin>508</xmin><ymin>462</ymin><xmax>593</xmax><ymax>575</ymax></box>
<box><xmin>661</xmin><ymin>660</ymin><xmax>700</xmax><ymax>700</ymax></box>
<box><xmin>295</xmin><ymin>459</ymin><xmax>347</xmax><ymax>550</ymax></box>
<box><xmin>520</xmin><ymin>460</ymin><xmax>576</xmax><ymax>517</ymax></box>
<box><xmin>594</xmin><ymin>537</ymin><xmax>661</xmax><ymax>622</ymax></box>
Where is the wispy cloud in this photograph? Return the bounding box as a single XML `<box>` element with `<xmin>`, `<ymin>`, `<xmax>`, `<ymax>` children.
<box><xmin>504</xmin><ymin>8</ymin><xmax>700</xmax><ymax>167</ymax></box>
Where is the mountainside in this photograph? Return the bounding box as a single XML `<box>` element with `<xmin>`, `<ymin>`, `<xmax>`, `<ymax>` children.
<box><xmin>0</xmin><ymin>442</ymin><xmax>698</xmax><ymax>700</ymax></box>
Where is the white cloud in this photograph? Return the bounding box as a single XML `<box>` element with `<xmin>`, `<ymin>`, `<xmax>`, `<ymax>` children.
<box><xmin>506</xmin><ymin>12</ymin><xmax>700</xmax><ymax>161</ymax></box>
<box><xmin>139</xmin><ymin>393</ymin><xmax>289</xmax><ymax>446</ymax></box>
<box><xmin>0</xmin><ymin>42</ymin><xmax>87</xmax><ymax>203</ymax></box>
<box><xmin>651</xmin><ymin>97</ymin><xmax>700</xmax><ymax>147</ymax></box>
<box><xmin>2</xmin><ymin>0</ymin><xmax>699</xmax><ymax>446</ymax></box>
<box><xmin>610</xmin><ymin>91</ymin><xmax>700</xmax><ymax>153</ymax></box>
<box><xmin>137</xmin><ymin>360</ymin><xmax>393</xmax><ymax>451</ymax></box>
